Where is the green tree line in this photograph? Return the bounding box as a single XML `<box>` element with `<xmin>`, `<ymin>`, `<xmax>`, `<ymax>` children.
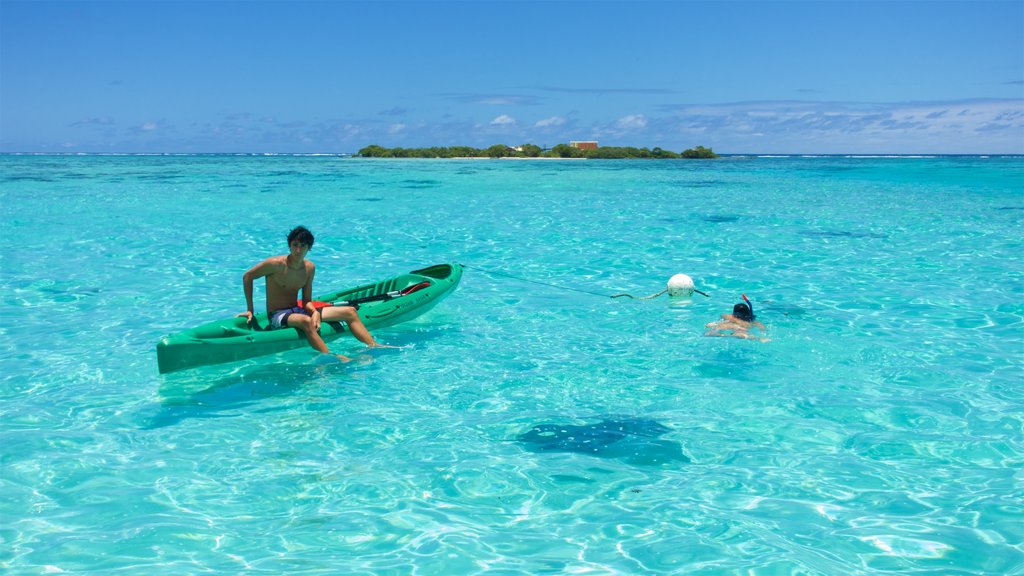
<box><xmin>357</xmin><ymin>143</ymin><xmax>719</xmax><ymax>159</ymax></box>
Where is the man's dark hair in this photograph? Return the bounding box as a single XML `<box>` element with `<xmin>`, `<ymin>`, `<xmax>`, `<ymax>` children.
<box><xmin>287</xmin><ymin>226</ymin><xmax>315</xmax><ymax>248</ymax></box>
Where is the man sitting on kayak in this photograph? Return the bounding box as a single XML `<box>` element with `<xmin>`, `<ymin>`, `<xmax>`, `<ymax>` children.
<box><xmin>236</xmin><ymin>226</ymin><xmax>389</xmax><ymax>360</ymax></box>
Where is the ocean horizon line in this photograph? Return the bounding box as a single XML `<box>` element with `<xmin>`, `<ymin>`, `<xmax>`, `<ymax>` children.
<box><xmin>2</xmin><ymin>152</ymin><xmax>1023</xmax><ymax>159</ymax></box>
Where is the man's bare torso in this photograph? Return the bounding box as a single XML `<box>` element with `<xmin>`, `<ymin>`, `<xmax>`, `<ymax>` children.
<box><xmin>263</xmin><ymin>255</ymin><xmax>315</xmax><ymax>312</ymax></box>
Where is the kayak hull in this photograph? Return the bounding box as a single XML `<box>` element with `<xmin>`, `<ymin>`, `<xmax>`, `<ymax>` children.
<box><xmin>156</xmin><ymin>263</ymin><xmax>462</xmax><ymax>374</ymax></box>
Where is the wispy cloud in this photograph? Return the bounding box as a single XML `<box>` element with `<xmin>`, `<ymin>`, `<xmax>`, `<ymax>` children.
<box><xmin>651</xmin><ymin>98</ymin><xmax>1024</xmax><ymax>152</ymax></box>
<box><xmin>659</xmin><ymin>99</ymin><xmax>1023</xmax><ymax>134</ymax></box>
<box><xmin>490</xmin><ymin>114</ymin><xmax>516</xmax><ymax>127</ymax></box>
<box><xmin>128</xmin><ymin>121</ymin><xmax>163</xmax><ymax>134</ymax></box>
<box><xmin>442</xmin><ymin>93</ymin><xmax>543</xmax><ymax>106</ymax></box>
<box><xmin>378</xmin><ymin>107</ymin><xmax>410</xmax><ymax>117</ymax></box>
<box><xmin>38</xmin><ymin>99</ymin><xmax>1022</xmax><ymax>154</ymax></box>
<box><xmin>586</xmin><ymin>113</ymin><xmax>650</xmax><ymax>140</ymax></box>
<box><xmin>535</xmin><ymin>116</ymin><xmax>567</xmax><ymax>128</ymax></box>
<box><xmin>615</xmin><ymin>114</ymin><xmax>648</xmax><ymax>131</ymax></box>
<box><xmin>535</xmin><ymin>86</ymin><xmax>674</xmax><ymax>95</ymax></box>
<box><xmin>69</xmin><ymin>116</ymin><xmax>115</xmax><ymax>128</ymax></box>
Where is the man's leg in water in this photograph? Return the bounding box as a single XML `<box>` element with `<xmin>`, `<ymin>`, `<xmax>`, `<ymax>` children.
<box><xmin>735</xmin><ymin>330</ymin><xmax>770</xmax><ymax>343</ymax></box>
<box><xmin>704</xmin><ymin>327</ymin><xmax>769</xmax><ymax>342</ymax></box>
<box><xmin>288</xmin><ymin>312</ymin><xmax>352</xmax><ymax>361</ymax></box>
<box><xmin>320</xmin><ymin>306</ymin><xmax>397</xmax><ymax>348</ymax></box>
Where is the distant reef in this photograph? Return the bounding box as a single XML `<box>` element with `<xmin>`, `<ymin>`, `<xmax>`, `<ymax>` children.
<box><xmin>357</xmin><ymin>143</ymin><xmax>719</xmax><ymax>159</ymax></box>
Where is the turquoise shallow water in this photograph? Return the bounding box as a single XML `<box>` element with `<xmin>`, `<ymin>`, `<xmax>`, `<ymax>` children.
<box><xmin>1</xmin><ymin>155</ymin><xmax>1022</xmax><ymax>574</ymax></box>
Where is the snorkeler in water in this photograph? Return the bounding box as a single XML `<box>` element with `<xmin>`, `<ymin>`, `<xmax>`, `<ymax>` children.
<box><xmin>705</xmin><ymin>294</ymin><xmax>770</xmax><ymax>342</ymax></box>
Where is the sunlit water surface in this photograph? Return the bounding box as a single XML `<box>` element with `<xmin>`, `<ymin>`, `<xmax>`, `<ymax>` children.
<box><xmin>1</xmin><ymin>155</ymin><xmax>1022</xmax><ymax>574</ymax></box>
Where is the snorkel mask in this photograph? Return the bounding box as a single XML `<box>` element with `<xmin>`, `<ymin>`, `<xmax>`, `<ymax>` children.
<box><xmin>735</xmin><ymin>294</ymin><xmax>755</xmax><ymax>322</ymax></box>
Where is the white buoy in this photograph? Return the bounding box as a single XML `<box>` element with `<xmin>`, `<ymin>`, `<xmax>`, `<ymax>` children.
<box><xmin>667</xmin><ymin>274</ymin><xmax>695</xmax><ymax>297</ymax></box>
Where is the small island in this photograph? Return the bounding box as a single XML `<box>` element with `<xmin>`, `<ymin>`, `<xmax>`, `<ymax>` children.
<box><xmin>357</xmin><ymin>143</ymin><xmax>719</xmax><ymax>159</ymax></box>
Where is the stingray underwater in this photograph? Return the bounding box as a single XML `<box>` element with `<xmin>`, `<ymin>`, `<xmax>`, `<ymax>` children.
<box><xmin>517</xmin><ymin>417</ymin><xmax>691</xmax><ymax>465</ymax></box>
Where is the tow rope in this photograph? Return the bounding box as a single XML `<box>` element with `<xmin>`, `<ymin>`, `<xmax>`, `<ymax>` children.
<box><xmin>461</xmin><ymin>264</ymin><xmax>709</xmax><ymax>300</ymax></box>
<box><xmin>612</xmin><ymin>287</ymin><xmax>710</xmax><ymax>299</ymax></box>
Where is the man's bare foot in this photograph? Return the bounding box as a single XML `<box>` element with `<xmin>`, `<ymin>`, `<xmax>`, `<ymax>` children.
<box><xmin>368</xmin><ymin>343</ymin><xmax>400</xmax><ymax>349</ymax></box>
<box><xmin>335</xmin><ymin>354</ymin><xmax>353</xmax><ymax>362</ymax></box>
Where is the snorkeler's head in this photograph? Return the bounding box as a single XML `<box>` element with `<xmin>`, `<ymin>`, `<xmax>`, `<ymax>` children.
<box><xmin>733</xmin><ymin>303</ymin><xmax>754</xmax><ymax>322</ymax></box>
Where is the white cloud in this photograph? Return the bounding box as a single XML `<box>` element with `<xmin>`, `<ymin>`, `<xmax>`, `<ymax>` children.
<box><xmin>535</xmin><ymin>116</ymin><xmax>566</xmax><ymax>128</ymax></box>
<box><xmin>22</xmin><ymin>98</ymin><xmax>1018</xmax><ymax>154</ymax></box>
<box><xmin>490</xmin><ymin>114</ymin><xmax>516</xmax><ymax>126</ymax></box>
<box><xmin>652</xmin><ymin>98</ymin><xmax>1024</xmax><ymax>153</ymax></box>
<box><xmin>446</xmin><ymin>94</ymin><xmax>541</xmax><ymax>106</ymax></box>
<box><xmin>615</xmin><ymin>114</ymin><xmax>648</xmax><ymax>130</ymax></box>
<box><xmin>662</xmin><ymin>99</ymin><xmax>1023</xmax><ymax>136</ymax></box>
<box><xmin>69</xmin><ymin>116</ymin><xmax>114</xmax><ymax>128</ymax></box>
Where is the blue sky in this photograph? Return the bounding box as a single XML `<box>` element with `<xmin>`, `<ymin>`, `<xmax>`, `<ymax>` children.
<box><xmin>2</xmin><ymin>0</ymin><xmax>1022</xmax><ymax>154</ymax></box>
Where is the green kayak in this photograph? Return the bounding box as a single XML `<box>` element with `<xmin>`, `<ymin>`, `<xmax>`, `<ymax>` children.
<box><xmin>157</xmin><ymin>263</ymin><xmax>462</xmax><ymax>374</ymax></box>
